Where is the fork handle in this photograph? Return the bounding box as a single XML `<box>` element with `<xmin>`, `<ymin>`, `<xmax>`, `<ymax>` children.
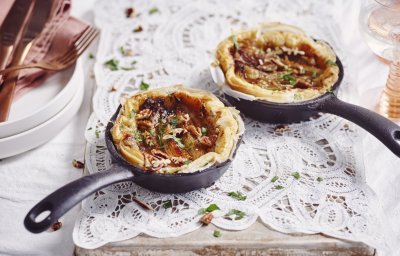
<box><xmin>0</xmin><ymin>45</ymin><xmax>14</xmax><ymax>72</ymax></box>
<box><xmin>0</xmin><ymin>41</ymin><xmax>33</xmax><ymax>122</ymax></box>
<box><xmin>0</xmin><ymin>64</ymin><xmax>29</xmax><ymax>76</ymax></box>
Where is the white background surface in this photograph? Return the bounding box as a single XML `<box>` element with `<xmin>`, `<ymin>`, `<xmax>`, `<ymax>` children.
<box><xmin>0</xmin><ymin>0</ymin><xmax>399</xmax><ymax>255</ymax></box>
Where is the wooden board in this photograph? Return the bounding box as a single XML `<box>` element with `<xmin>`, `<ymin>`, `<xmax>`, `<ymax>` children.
<box><xmin>75</xmin><ymin>220</ymin><xmax>374</xmax><ymax>256</ymax></box>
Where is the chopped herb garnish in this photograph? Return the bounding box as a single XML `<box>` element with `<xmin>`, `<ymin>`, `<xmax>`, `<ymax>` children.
<box><xmin>104</xmin><ymin>59</ymin><xmax>119</xmax><ymax>71</ymax></box>
<box><xmin>184</xmin><ymin>160</ymin><xmax>192</xmax><ymax>165</ymax></box>
<box><xmin>170</xmin><ymin>117</ymin><xmax>179</xmax><ymax>128</ymax></box>
<box><xmin>326</xmin><ymin>88</ymin><xmax>335</xmax><ymax>96</ymax></box>
<box><xmin>88</xmin><ymin>53</ymin><xmax>94</xmax><ymax>59</ymax></box>
<box><xmin>139</xmin><ymin>81</ymin><xmax>150</xmax><ymax>90</ymax></box>
<box><xmin>149</xmin><ymin>7</ymin><xmax>159</xmax><ymax>15</ymax></box>
<box><xmin>271</xmin><ymin>176</ymin><xmax>279</xmax><ymax>182</ymax></box>
<box><xmin>134</xmin><ymin>131</ymin><xmax>143</xmax><ymax>142</ymax></box>
<box><xmin>95</xmin><ymin>130</ymin><xmax>100</xmax><ymax>139</ymax></box>
<box><xmin>130</xmin><ymin>109</ymin><xmax>135</xmax><ymax>118</ymax></box>
<box><xmin>163</xmin><ymin>200</ymin><xmax>172</xmax><ymax>209</ymax></box>
<box><xmin>231</xmin><ymin>35</ymin><xmax>239</xmax><ymax>50</ymax></box>
<box><xmin>311</xmin><ymin>70</ymin><xmax>317</xmax><ymax>78</ymax></box>
<box><xmin>199</xmin><ymin>203</ymin><xmax>220</xmax><ymax>214</ymax></box>
<box><xmin>294</xmin><ymin>93</ymin><xmax>302</xmax><ymax>100</ymax></box>
<box><xmin>281</xmin><ymin>72</ymin><xmax>296</xmax><ymax>85</ymax></box>
<box><xmin>317</xmin><ymin>177</ymin><xmax>323</xmax><ymax>182</ymax></box>
<box><xmin>201</xmin><ymin>127</ymin><xmax>207</xmax><ymax>136</ymax></box>
<box><xmin>163</xmin><ymin>134</ymin><xmax>185</xmax><ymax>148</ymax></box>
<box><xmin>213</xmin><ymin>230</ymin><xmax>222</xmax><ymax>237</ymax></box>
<box><xmin>292</xmin><ymin>172</ymin><xmax>301</xmax><ymax>180</ymax></box>
<box><xmin>119</xmin><ymin>46</ymin><xmax>126</xmax><ymax>55</ymax></box>
<box><xmin>227</xmin><ymin>191</ymin><xmax>247</xmax><ymax>201</ymax></box>
<box><xmin>226</xmin><ymin>209</ymin><xmax>246</xmax><ymax>220</ymax></box>
<box><xmin>275</xmin><ymin>185</ymin><xmax>284</xmax><ymax>190</ymax></box>
<box><xmin>326</xmin><ymin>59</ymin><xmax>337</xmax><ymax>66</ymax></box>
<box><xmin>121</xmin><ymin>60</ymin><xmax>137</xmax><ymax>71</ymax></box>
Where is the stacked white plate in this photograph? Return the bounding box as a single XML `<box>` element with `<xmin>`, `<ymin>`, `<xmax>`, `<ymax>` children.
<box><xmin>0</xmin><ymin>60</ymin><xmax>84</xmax><ymax>158</ymax></box>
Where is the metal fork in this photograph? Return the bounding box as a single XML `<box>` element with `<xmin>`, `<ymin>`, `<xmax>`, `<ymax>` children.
<box><xmin>0</xmin><ymin>26</ymin><xmax>98</xmax><ymax>75</ymax></box>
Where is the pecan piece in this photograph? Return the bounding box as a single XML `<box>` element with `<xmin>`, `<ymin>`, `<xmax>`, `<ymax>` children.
<box><xmin>136</xmin><ymin>109</ymin><xmax>152</xmax><ymax>120</ymax></box>
<box><xmin>187</xmin><ymin>125</ymin><xmax>201</xmax><ymax>138</ymax></box>
<box><xmin>151</xmin><ymin>149</ymin><xmax>169</xmax><ymax>159</ymax></box>
<box><xmin>294</xmin><ymin>80</ymin><xmax>312</xmax><ymax>89</ymax></box>
<box><xmin>136</xmin><ymin>120</ymin><xmax>153</xmax><ymax>129</ymax></box>
<box><xmin>200</xmin><ymin>212</ymin><xmax>213</xmax><ymax>225</ymax></box>
<box><xmin>274</xmin><ymin>124</ymin><xmax>289</xmax><ymax>132</ymax></box>
<box><xmin>199</xmin><ymin>136</ymin><xmax>212</xmax><ymax>147</ymax></box>
<box><xmin>72</xmin><ymin>159</ymin><xmax>84</xmax><ymax>169</ymax></box>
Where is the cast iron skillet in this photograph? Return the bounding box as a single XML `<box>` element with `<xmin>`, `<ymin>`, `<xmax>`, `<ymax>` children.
<box><xmin>24</xmin><ymin>100</ymin><xmax>242</xmax><ymax>234</ymax></box>
<box><xmin>225</xmin><ymin>57</ymin><xmax>400</xmax><ymax>158</ymax></box>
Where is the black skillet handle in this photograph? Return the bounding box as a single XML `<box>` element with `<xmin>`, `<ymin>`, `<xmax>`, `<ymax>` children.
<box><xmin>24</xmin><ymin>165</ymin><xmax>134</xmax><ymax>233</ymax></box>
<box><xmin>314</xmin><ymin>95</ymin><xmax>400</xmax><ymax>157</ymax></box>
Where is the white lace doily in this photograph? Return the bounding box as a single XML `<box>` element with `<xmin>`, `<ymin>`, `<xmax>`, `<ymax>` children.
<box><xmin>73</xmin><ymin>0</ymin><xmax>394</xmax><ymax>253</ymax></box>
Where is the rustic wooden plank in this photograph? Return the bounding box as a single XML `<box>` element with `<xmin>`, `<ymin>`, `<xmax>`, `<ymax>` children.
<box><xmin>75</xmin><ymin>220</ymin><xmax>374</xmax><ymax>256</ymax></box>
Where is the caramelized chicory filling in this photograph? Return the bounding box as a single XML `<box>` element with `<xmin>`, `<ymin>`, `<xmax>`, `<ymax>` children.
<box><xmin>231</xmin><ymin>39</ymin><xmax>330</xmax><ymax>91</ymax></box>
<box><xmin>124</xmin><ymin>92</ymin><xmax>220</xmax><ymax>171</ymax></box>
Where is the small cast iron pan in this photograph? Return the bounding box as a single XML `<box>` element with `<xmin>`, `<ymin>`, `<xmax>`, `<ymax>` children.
<box><xmin>24</xmin><ymin>100</ymin><xmax>242</xmax><ymax>234</ymax></box>
<box><xmin>225</xmin><ymin>57</ymin><xmax>400</xmax><ymax>157</ymax></box>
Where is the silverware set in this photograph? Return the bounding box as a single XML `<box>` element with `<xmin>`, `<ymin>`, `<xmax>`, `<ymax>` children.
<box><xmin>0</xmin><ymin>0</ymin><xmax>98</xmax><ymax>122</ymax></box>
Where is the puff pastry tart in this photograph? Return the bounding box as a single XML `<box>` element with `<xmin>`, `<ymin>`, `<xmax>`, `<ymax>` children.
<box><xmin>111</xmin><ymin>85</ymin><xmax>243</xmax><ymax>174</ymax></box>
<box><xmin>216</xmin><ymin>22</ymin><xmax>340</xmax><ymax>103</ymax></box>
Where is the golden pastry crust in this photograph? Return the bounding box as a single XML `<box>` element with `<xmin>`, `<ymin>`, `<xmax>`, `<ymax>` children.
<box><xmin>111</xmin><ymin>85</ymin><xmax>243</xmax><ymax>174</ymax></box>
<box><xmin>216</xmin><ymin>22</ymin><xmax>339</xmax><ymax>103</ymax></box>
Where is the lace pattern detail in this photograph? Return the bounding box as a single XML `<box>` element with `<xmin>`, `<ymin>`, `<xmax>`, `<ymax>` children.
<box><xmin>74</xmin><ymin>0</ymin><xmax>393</xmax><ymax>252</ymax></box>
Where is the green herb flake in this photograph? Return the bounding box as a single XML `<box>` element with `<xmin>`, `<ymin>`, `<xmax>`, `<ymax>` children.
<box><xmin>205</xmin><ymin>203</ymin><xmax>220</xmax><ymax>213</ymax></box>
<box><xmin>226</xmin><ymin>209</ymin><xmax>246</xmax><ymax>220</ymax></box>
<box><xmin>170</xmin><ymin>117</ymin><xmax>179</xmax><ymax>128</ymax></box>
<box><xmin>271</xmin><ymin>176</ymin><xmax>279</xmax><ymax>183</ymax></box>
<box><xmin>139</xmin><ymin>81</ymin><xmax>150</xmax><ymax>90</ymax></box>
<box><xmin>130</xmin><ymin>109</ymin><xmax>135</xmax><ymax>118</ymax></box>
<box><xmin>275</xmin><ymin>185</ymin><xmax>284</xmax><ymax>190</ymax></box>
<box><xmin>104</xmin><ymin>59</ymin><xmax>119</xmax><ymax>71</ymax></box>
<box><xmin>294</xmin><ymin>93</ymin><xmax>302</xmax><ymax>101</ymax></box>
<box><xmin>184</xmin><ymin>160</ymin><xmax>192</xmax><ymax>165</ymax></box>
<box><xmin>163</xmin><ymin>200</ymin><xmax>172</xmax><ymax>209</ymax></box>
<box><xmin>291</xmin><ymin>172</ymin><xmax>301</xmax><ymax>180</ymax></box>
<box><xmin>281</xmin><ymin>72</ymin><xmax>297</xmax><ymax>85</ymax></box>
<box><xmin>231</xmin><ymin>35</ymin><xmax>239</xmax><ymax>50</ymax></box>
<box><xmin>133</xmin><ymin>25</ymin><xmax>143</xmax><ymax>33</ymax></box>
<box><xmin>88</xmin><ymin>53</ymin><xmax>94</xmax><ymax>59</ymax></box>
<box><xmin>198</xmin><ymin>208</ymin><xmax>207</xmax><ymax>214</ymax></box>
<box><xmin>317</xmin><ymin>177</ymin><xmax>323</xmax><ymax>182</ymax></box>
<box><xmin>311</xmin><ymin>70</ymin><xmax>317</xmax><ymax>78</ymax></box>
<box><xmin>163</xmin><ymin>134</ymin><xmax>185</xmax><ymax>148</ymax></box>
<box><xmin>213</xmin><ymin>230</ymin><xmax>222</xmax><ymax>238</ymax></box>
<box><xmin>119</xmin><ymin>46</ymin><xmax>126</xmax><ymax>55</ymax></box>
<box><xmin>201</xmin><ymin>127</ymin><xmax>207</xmax><ymax>136</ymax></box>
<box><xmin>149</xmin><ymin>7</ymin><xmax>159</xmax><ymax>15</ymax></box>
<box><xmin>95</xmin><ymin>130</ymin><xmax>100</xmax><ymax>139</ymax></box>
<box><xmin>326</xmin><ymin>59</ymin><xmax>337</xmax><ymax>66</ymax></box>
<box><xmin>227</xmin><ymin>191</ymin><xmax>247</xmax><ymax>201</ymax></box>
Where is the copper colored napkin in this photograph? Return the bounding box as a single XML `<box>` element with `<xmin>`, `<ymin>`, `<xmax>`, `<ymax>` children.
<box><xmin>0</xmin><ymin>0</ymin><xmax>89</xmax><ymax>99</ymax></box>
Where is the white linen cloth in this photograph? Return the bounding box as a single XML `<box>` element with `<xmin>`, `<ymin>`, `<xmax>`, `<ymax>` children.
<box><xmin>0</xmin><ymin>0</ymin><xmax>399</xmax><ymax>255</ymax></box>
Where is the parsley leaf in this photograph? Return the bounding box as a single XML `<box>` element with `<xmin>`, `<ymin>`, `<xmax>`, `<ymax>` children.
<box><xmin>139</xmin><ymin>81</ymin><xmax>150</xmax><ymax>90</ymax></box>
<box><xmin>281</xmin><ymin>72</ymin><xmax>297</xmax><ymax>85</ymax></box>
<box><xmin>95</xmin><ymin>129</ymin><xmax>100</xmax><ymax>139</ymax></box>
<box><xmin>326</xmin><ymin>59</ymin><xmax>337</xmax><ymax>66</ymax></box>
<box><xmin>271</xmin><ymin>176</ymin><xmax>279</xmax><ymax>182</ymax></box>
<box><xmin>294</xmin><ymin>93</ymin><xmax>302</xmax><ymax>101</ymax></box>
<box><xmin>317</xmin><ymin>177</ymin><xmax>323</xmax><ymax>182</ymax></box>
<box><xmin>104</xmin><ymin>59</ymin><xmax>119</xmax><ymax>71</ymax></box>
<box><xmin>275</xmin><ymin>185</ymin><xmax>284</xmax><ymax>190</ymax></box>
<box><xmin>163</xmin><ymin>134</ymin><xmax>185</xmax><ymax>148</ymax></box>
<box><xmin>170</xmin><ymin>117</ymin><xmax>179</xmax><ymax>128</ymax></box>
<box><xmin>200</xmin><ymin>203</ymin><xmax>220</xmax><ymax>214</ymax></box>
<box><xmin>311</xmin><ymin>70</ymin><xmax>317</xmax><ymax>78</ymax></box>
<box><xmin>225</xmin><ymin>209</ymin><xmax>246</xmax><ymax>220</ymax></box>
<box><xmin>213</xmin><ymin>230</ymin><xmax>222</xmax><ymax>237</ymax></box>
<box><xmin>163</xmin><ymin>200</ymin><xmax>172</xmax><ymax>209</ymax></box>
<box><xmin>149</xmin><ymin>7</ymin><xmax>159</xmax><ymax>14</ymax></box>
<box><xmin>88</xmin><ymin>53</ymin><xmax>94</xmax><ymax>59</ymax></box>
<box><xmin>227</xmin><ymin>191</ymin><xmax>247</xmax><ymax>201</ymax></box>
<box><xmin>292</xmin><ymin>172</ymin><xmax>301</xmax><ymax>180</ymax></box>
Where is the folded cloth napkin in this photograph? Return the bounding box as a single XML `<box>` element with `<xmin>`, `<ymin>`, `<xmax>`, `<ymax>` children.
<box><xmin>0</xmin><ymin>0</ymin><xmax>89</xmax><ymax>99</ymax></box>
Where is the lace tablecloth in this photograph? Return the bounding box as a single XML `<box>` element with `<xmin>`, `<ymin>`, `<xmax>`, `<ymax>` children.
<box><xmin>73</xmin><ymin>0</ymin><xmax>397</xmax><ymax>253</ymax></box>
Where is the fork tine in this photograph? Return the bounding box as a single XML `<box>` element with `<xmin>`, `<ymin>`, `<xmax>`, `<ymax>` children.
<box><xmin>57</xmin><ymin>27</ymin><xmax>98</xmax><ymax>63</ymax></box>
<box><xmin>59</xmin><ymin>28</ymin><xmax>99</xmax><ymax>65</ymax></box>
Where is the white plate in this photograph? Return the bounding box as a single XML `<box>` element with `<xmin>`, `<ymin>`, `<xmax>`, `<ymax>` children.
<box><xmin>0</xmin><ymin>62</ymin><xmax>84</xmax><ymax>159</ymax></box>
<box><xmin>0</xmin><ymin>62</ymin><xmax>80</xmax><ymax>138</ymax></box>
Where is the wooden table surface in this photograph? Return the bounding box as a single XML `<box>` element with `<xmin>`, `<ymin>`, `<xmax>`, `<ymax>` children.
<box><xmin>75</xmin><ymin>220</ymin><xmax>374</xmax><ymax>256</ymax></box>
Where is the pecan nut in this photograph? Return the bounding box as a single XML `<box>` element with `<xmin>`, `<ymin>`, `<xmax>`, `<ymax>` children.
<box><xmin>200</xmin><ymin>212</ymin><xmax>213</xmax><ymax>225</ymax></box>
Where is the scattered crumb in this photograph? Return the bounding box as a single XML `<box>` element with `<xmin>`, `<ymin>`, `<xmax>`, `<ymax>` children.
<box><xmin>274</xmin><ymin>124</ymin><xmax>289</xmax><ymax>132</ymax></box>
<box><xmin>72</xmin><ymin>159</ymin><xmax>84</xmax><ymax>169</ymax></box>
<box><xmin>50</xmin><ymin>221</ymin><xmax>62</xmax><ymax>231</ymax></box>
